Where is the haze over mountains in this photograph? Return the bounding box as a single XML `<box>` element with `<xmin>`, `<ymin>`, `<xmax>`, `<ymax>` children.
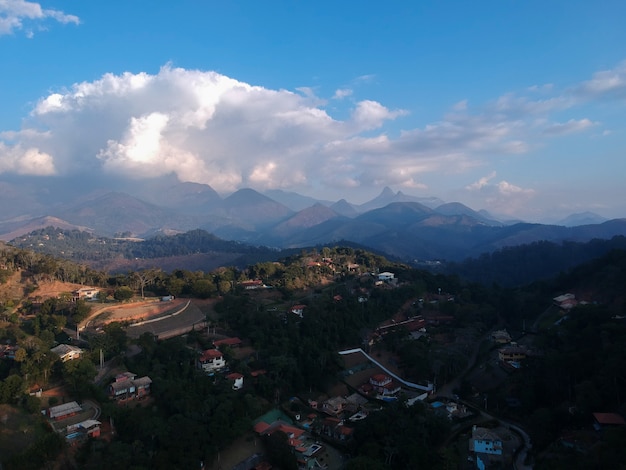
<box><xmin>1</xmin><ymin>175</ymin><xmax>625</xmax><ymax>262</ymax></box>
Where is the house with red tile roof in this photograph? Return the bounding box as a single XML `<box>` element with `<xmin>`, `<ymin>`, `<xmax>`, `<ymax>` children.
<box><xmin>593</xmin><ymin>412</ymin><xmax>625</xmax><ymax>428</ymax></box>
<box><xmin>291</xmin><ymin>305</ymin><xmax>306</xmax><ymax>318</ymax></box>
<box><xmin>197</xmin><ymin>349</ymin><xmax>226</xmax><ymax>373</ymax></box>
<box><xmin>213</xmin><ymin>337</ymin><xmax>242</xmax><ymax>349</ymax></box>
<box><xmin>226</xmin><ymin>372</ymin><xmax>244</xmax><ymax>390</ymax></box>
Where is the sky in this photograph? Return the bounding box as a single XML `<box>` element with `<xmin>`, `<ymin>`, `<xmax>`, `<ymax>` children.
<box><xmin>0</xmin><ymin>0</ymin><xmax>625</xmax><ymax>222</ymax></box>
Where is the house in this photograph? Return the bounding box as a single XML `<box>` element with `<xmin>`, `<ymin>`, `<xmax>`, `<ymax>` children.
<box><xmin>213</xmin><ymin>337</ymin><xmax>242</xmax><ymax>349</ymax></box>
<box><xmin>322</xmin><ymin>396</ymin><xmax>347</xmax><ymax>416</ymax></box>
<box><xmin>226</xmin><ymin>372</ymin><xmax>244</xmax><ymax>390</ymax></box>
<box><xmin>48</xmin><ymin>401</ymin><xmax>82</xmax><ymax>420</ymax></box>
<box><xmin>50</xmin><ymin>344</ymin><xmax>83</xmax><ymax>362</ymax></box>
<box><xmin>134</xmin><ymin>376</ymin><xmax>153</xmax><ymax>398</ymax></box>
<box><xmin>0</xmin><ymin>344</ymin><xmax>18</xmax><ymax>359</ymax></box>
<box><xmin>491</xmin><ymin>329</ymin><xmax>511</xmax><ymax>344</ymax></box>
<box><xmin>469</xmin><ymin>425</ymin><xmax>503</xmax><ymax>456</ymax></box>
<box><xmin>197</xmin><ymin>349</ymin><xmax>226</xmax><ymax>372</ymax></box>
<box><xmin>553</xmin><ymin>293</ymin><xmax>578</xmax><ymax>310</ymax></box>
<box><xmin>240</xmin><ymin>280</ymin><xmax>264</xmax><ymax>290</ymax></box>
<box><xmin>377</xmin><ymin>272</ymin><xmax>395</xmax><ymax>282</ymax></box>
<box><xmin>593</xmin><ymin>412</ymin><xmax>625</xmax><ymax>429</ymax></box>
<box><xmin>498</xmin><ymin>345</ymin><xmax>529</xmax><ymax>362</ymax></box>
<box><xmin>109</xmin><ymin>372</ymin><xmax>152</xmax><ymax>400</ymax></box>
<box><xmin>73</xmin><ymin>287</ymin><xmax>100</xmax><ymax>301</ymax></box>
<box><xmin>290</xmin><ymin>305</ymin><xmax>306</xmax><ymax>318</ymax></box>
<box><xmin>366</xmin><ymin>374</ymin><xmax>401</xmax><ymax>398</ymax></box>
<box><xmin>67</xmin><ymin>419</ymin><xmax>101</xmax><ymax>439</ymax></box>
<box><xmin>253</xmin><ymin>420</ymin><xmax>306</xmax><ymax>447</ymax></box>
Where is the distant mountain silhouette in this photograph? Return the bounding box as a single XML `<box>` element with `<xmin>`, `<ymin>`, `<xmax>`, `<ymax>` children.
<box><xmin>557</xmin><ymin>211</ymin><xmax>608</xmax><ymax>227</ymax></box>
<box><xmin>2</xmin><ymin>178</ymin><xmax>626</xmax><ymax>262</ymax></box>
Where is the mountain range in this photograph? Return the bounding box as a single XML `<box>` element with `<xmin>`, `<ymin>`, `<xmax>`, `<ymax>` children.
<box><xmin>1</xmin><ymin>175</ymin><xmax>625</xmax><ymax>262</ymax></box>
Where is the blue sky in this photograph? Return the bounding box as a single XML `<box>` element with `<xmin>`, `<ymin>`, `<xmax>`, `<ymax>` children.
<box><xmin>1</xmin><ymin>0</ymin><xmax>625</xmax><ymax>221</ymax></box>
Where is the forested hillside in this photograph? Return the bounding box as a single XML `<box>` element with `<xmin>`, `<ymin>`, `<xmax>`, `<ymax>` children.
<box><xmin>1</xmin><ymin>241</ymin><xmax>626</xmax><ymax>469</ymax></box>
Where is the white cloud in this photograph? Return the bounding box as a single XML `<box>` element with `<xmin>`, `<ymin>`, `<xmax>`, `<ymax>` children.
<box><xmin>0</xmin><ymin>0</ymin><xmax>79</xmax><ymax>36</ymax></box>
<box><xmin>1</xmin><ymin>61</ymin><xmax>624</xmax><ymax>197</ymax></box>
<box><xmin>0</xmin><ymin>142</ymin><xmax>55</xmax><ymax>174</ymax></box>
<box><xmin>466</xmin><ymin>171</ymin><xmax>496</xmax><ymax>190</ymax></box>
<box><xmin>464</xmin><ymin>173</ymin><xmax>535</xmax><ymax>216</ymax></box>
<box><xmin>333</xmin><ymin>88</ymin><xmax>353</xmax><ymax>100</ymax></box>
<box><xmin>542</xmin><ymin>118</ymin><xmax>596</xmax><ymax>136</ymax></box>
<box><xmin>574</xmin><ymin>61</ymin><xmax>626</xmax><ymax>99</ymax></box>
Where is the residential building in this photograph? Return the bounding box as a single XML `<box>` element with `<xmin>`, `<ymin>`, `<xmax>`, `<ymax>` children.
<box><xmin>291</xmin><ymin>305</ymin><xmax>306</xmax><ymax>318</ymax></box>
<box><xmin>322</xmin><ymin>396</ymin><xmax>347</xmax><ymax>416</ymax></box>
<box><xmin>469</xmin><ymin>426</ymin><xmax>503</xmax><ymax>456</ymax></box>
<box><xmin>48</xmin><ymin>401</ymin><xmax>82</xmax><ymax>420</ymax></box>
<box><xmin>50</xmin><ymin>344</ymin><xmax>83</xmax><ymax>362</ymax></box>
<box><xmin>72</xmin><ymin>287</ymin><xmax>100</xmax><ymax>301</ymax></box>
<box><xmin>364</xmin><ymin>373</ymin><xmax>401</xmax><ymax>398</ymax></box>
<box><xmin>213</xmin><ymin>337</ymin><xmax>242</xmax><ymax>349</ymax></box>
<box><xmin>553</xmin><ymin>293</ymin><xmax>578</xmax><ymax>310</ymax></box>
<box><xmin>498</xmin><ymin>345</ymin><xmax>529</xmax><ymax>362</ymax></box>
<box><xmin>109</xmin><ymin>372</ymin><xmax>152</xmax><ymax>401</ymax></box>
<box><xmin>67</xmin><ymin>419</ymin><xmax>101</xmax><ymax>439</ymax></box>
<box><xmin>491</xmin><ymin>329</ymin><xmax>511</xmax><ymax>344</ymax></box>
<box><xmin>377</xmin><ymin>272</ymin><xmax>395</xmax><ymax>282</ymax></box>
<box><xmin>226</xmin><ymin>372</ymin><xmax>244</xmax><ymax>390</ymax></box>
<box><xmin>197</xmin><ymin>349</ymin><xmax>226</xmax><ymax>372</ymax></box>
<box><xmin>240</xmin><ymin>280</ymin><xmax>264</xmax><ymax>290</ymax></box>
<box><xmin>593</xmin><ymin>412</ymin><xmax>625</xmax><ymax>429</ymax></box>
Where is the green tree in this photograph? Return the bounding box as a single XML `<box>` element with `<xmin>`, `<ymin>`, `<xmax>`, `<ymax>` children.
<box><xmin>63</xmin><ymin>358</ymin><xmax>97</xmax><ymax>392</ymax></box>
<box><xmin>114</xmin><ymin>286</ymin><xmax>134</xmax><ymax>302</ymax></box>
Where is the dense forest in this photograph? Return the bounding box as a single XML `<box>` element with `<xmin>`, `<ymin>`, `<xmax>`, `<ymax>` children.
<box><xmin>1</xmin><ymin>240</ymin><xmax>626</xmax><ymax>469</ymax></box>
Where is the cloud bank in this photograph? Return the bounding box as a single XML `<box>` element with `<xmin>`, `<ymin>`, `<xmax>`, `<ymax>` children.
<box><xmin>0</xmin><ymin>0</ymin><xmax>79</xmax><ymax>37</ymax></box>
<box><xmin>0</xmin><ymin>61</ymin><xmax>622</xmax><ymax>199</ymax></box>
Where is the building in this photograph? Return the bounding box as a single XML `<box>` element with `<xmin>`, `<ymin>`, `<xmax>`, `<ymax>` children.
<box><xmin>240</xmin><ymin>280</ymin><xmax>264</xmax><ymax>290</ymax></box>
<box><xmin>67</xmin><ymin>419</ymin><xmax>101</xmax><ymax>439</ymax></box>
<box><xmin>48</xmin><ymin>401</ymin><xmax>82</xmax><ymax>420</ymax></box>
<box><xmin>491</xmin><ymin>329</ymin><xmax>511</xmax><ymax>344</ymax></box>
<box><xmin>469</xmin><ymin>426</ymin><xmax>503</xmax><ymax>456</ymax></box>
<box><xmin>553</xmin><ymin>293</ymin><xmax>578</xmax><ymax>310</ymax></box>
<box><xmin>290</xmin><ymin>305</ymin><xmax>306</xmax><ymax>318</ymax></box>
<box><xmin>593</xmin><ymin>412</ymin><xmax>625</xmax><ymax>429</ymax></box>
<box><xmin>197</xmin><ymin>349</ymin><xmax>226</xmax><ymax>372</ymax></box>
<box><xmin>213</xmin><ymin>337</ymin><xmax>242</xmax><ymax>349</ymax></box>
<box><xmin>377</xmin><ymin>272</ymin><xmax>395</xmax><ymax>282</ymax></box>
<box><xmin>322</xmin><ymin>396</ymin><xmax>348</xmax><ymax>417</ymax></box>
<box><xmin>73</xmin><ymin>287</ymin><xmax>100</xmax><ymax>301</ymax></box>
<box><xmin>226</xmin><ymin>372</ymin><xmax>244</xmax><ymax>390</ymax></box>
<box><xmin>363</xmin><ymin>374</ymin><xmax>401</xmax><ymax>398</ymax></box>
<box><xmin>50</xmin><ymin>344</ymin><xmax>83</xmax><ymax>362</ymax></box>
<box><xmin>109</xmin><ymin>372</ymin><xmax>152</xmax><ymax>401</ymax></box>
<box><xmin>498</xmin><ymin>345</ymin><xmax>529</xmax><ymax>362</ymax></box>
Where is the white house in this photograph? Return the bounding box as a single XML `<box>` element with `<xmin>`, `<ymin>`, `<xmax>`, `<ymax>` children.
<box><xmin>73</xmin><ymin>287</ymin><xmax>100</xmax><ymax>301</ymax></box>
<box><xmin>226</xmin><ymin>372</ymin><xmax>244</xmax><ymax>390</ymax></box>
<box><xmin>377</xmin><ymin>272</ymin><xmax>395</xmax><ymax>282</ymax></box>
<box><xmin>50</xmin><ymin>344</ymin><xmax>83</xmax><ymax>362</ymax></box>
<box><xmin>197</xmin><ymin>349</ymin><xmax>226</xmax><ymax>373</ymax></box>
<box><xmin>291</xmin><ymin>305</ymin><xmax>306</xmax><ymax>318</ymax></box>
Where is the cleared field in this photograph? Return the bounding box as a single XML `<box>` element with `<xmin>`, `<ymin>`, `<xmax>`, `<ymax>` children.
<box><xmin>125</xmin><ymin>300</ymin><xmax>206</xmax><ymax>339</ymax></box>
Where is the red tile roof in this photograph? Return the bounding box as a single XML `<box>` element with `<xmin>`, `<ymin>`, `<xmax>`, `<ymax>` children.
<box><xmin>593</xmin><ymin>412</ymin><xmax>625</xmax><ymax>425</ymax></box>
<box><xmin>213</xmin><ymin>337</ymin><xmax>242</xmax><ymax>347</ymax></box>
<box><xmin>199</xmin><ymin>349</ymin><xmax>222</xmax><ymax>361</ymax></box>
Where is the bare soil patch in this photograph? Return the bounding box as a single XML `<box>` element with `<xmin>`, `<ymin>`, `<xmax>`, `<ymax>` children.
<box><xmin>92</xmin><ymin>298</ymin><xmax>189</xmax><ymax>326</ymax></box>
